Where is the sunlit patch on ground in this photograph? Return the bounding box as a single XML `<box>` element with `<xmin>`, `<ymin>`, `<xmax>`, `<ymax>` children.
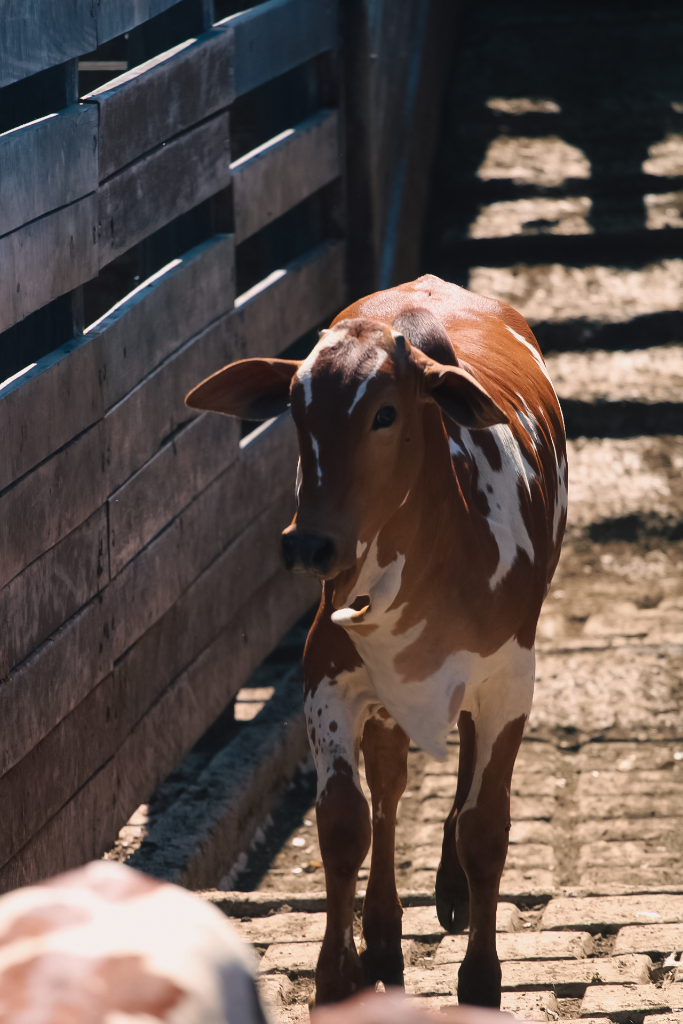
<box><xmin>477</xmin><ymin>136</ymin><xmax>591</xmax><ymax>186</ymax></box>
<box><xmin>469</xmin><ymin>196</ymin><xmax>592</xmax><ymax>238</ymax></box>
<box><xmin>644</xmin><ymin>190</ymin><xmax>683</xmax><ymax>230</ymax></box>
<box><xmin>486</xmin><ymin>96</ymin><xmax>561</xmax><ymax>115</ymax></box>
<box><xmin>469</xmin><ymin>259</ymin><xmax>683</xmax><ymax>323</ymax></box>
<box><xmin>642</xmin><ymin>133</ymin><xmax>683</xmax><ymax>176</ymax></box>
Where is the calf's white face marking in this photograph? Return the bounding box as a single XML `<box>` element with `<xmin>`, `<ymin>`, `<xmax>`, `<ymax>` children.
<box><xmin>347</xmin><ymin>349</ymin><xmax>388</xmax><ymax>415</ymax></box>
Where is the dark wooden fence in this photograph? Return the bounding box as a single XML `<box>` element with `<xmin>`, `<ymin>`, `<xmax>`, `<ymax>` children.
<box><xmin>0</xmin><ymin>0</ymin><xmax>451</xmax><ymax>891</ymax></box>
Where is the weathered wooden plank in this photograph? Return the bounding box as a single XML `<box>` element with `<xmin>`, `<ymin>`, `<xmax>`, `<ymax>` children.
<box><xmin>0</xmin><ymin>565</ymin><xmax>316</xmax><ymax>893</ymax></box>
<box><xmin>87</xmin><ymin>28</ymin><xmax>234</xmax><ymax>181</ymax></box>
<box><xmin>0</xmin><ymin>494</ymin><xmax>310</xmax><ymax>869</ymax></box>
<box><xmin>0</xmin><ymin>421</ymin><xmax>108</xmax><ymax>593</ymax></box>
<box><xmin>232</xmin><ymin>237</ymin><xmax>346</xmax><ymax>354</ymax></box>
<box><xmin>0</xmin><ymin>414</ymin><xmax>300</xmax><ymax>778</ymax></box>
<box><xmin>0</xmin><ymin>234</ymin><xmax>233</xmax><ymax>494</ymax></box>
<box><xmin>97</xmin><ymin>112</ymin><xmax>231</xmax><ymax>266</ymax></box>
<box><xmin>108</xmin><ymin>412</ymin><xmax>240</xmax><ymax>577</ymax></box>
<box><xmin>90</xmin><ymin>233</ymin><xmax>235</xmax><ymax>407</ymax></box>
<box><xmin>0</xmin><ymin>508</ymin><xmax>108</xmax><ymax>680</ymax></box>
<box><xmin>226</xmin><ymin>0</ymin><xmax>336</xmax><ymax>98</ymax></box>
<box><xmin>0</xmin><ymin>0</ymin><xmax>96</xmax><ymax>89</ymax></box>
<box><xmin>103</xmin><ymin>238</ymin><xmax>343</xmax><ymax>493</ymax></box>
<box><xmin>232</xmin><ymin>109</ymin><xmax>340</xmax><ymax>243</ymax></box>
<box><xmin>0</xmin><ymin>104</ymin><xmax>98</xmax><ymax>238</ymax></box>
<box><xmin>0</xmin><ymin>194</ymin><xmax>98</xmax><ymax>334</ymax></box>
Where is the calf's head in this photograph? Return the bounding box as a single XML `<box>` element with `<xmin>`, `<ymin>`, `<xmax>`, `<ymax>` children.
<box><xmin>186</xmin><ymin>317</ymin><xmax>506</xmax><ymax>583</ymax></box>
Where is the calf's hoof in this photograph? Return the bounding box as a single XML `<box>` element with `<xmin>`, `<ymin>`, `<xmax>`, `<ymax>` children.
<box><xmin>315</xmin><ymin>944</ymin><xmax>366</xmax><ymax>1005</ymax></box>
<box><xmin>435</xmin><ymin>860</ymin><xmax>469</xmax><ymax>933</ymax></box>
<box><xmin>457</xmin><ymin>954</ymin><xmax>502</xmax><ymax>1008</ymax></box>
<box><xmin>360</xmin><ymin>944</ymin><xmax>404</xmax><ymax>988</ymax></box>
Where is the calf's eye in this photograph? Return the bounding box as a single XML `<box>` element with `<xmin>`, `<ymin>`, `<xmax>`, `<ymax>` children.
<box><xmin>372</xmin><ymin>405</ymin><xmax>396</xmax><ymax>430</ymax></box>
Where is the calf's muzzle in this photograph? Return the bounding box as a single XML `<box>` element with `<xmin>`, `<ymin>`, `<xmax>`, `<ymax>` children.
<box><xmin>281</xmin><ymin>528</ymin><xmax>336</xmax><ymax>576</ymax></box>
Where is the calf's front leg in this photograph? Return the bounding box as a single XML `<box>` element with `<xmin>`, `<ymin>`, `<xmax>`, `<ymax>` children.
<box><xmin>305</xmin><ymin>670</ymin><xmax>373</xmax><ymax>1005</ymax></box>
<box><xmin>359</xmin><ymin>709</ymin><xmax>410</xmax><ymax>988</ymax></box>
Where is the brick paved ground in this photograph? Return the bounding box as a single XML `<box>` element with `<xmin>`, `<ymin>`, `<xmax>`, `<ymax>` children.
<box><xmin>107</xmin><ymin>2</ymin><xmax>683</xmax><ymax>1017</ymax></box>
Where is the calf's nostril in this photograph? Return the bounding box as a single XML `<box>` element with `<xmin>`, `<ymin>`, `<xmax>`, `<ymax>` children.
<box><xmin>281</xmin><ymin>532</ymin><xmax>336</xmax><ymax>574</ymax></box>
<box><xmin>281</xmin><ymin>534</ymin><xmax>297</xmax><ymax>571</ymax></box>
<box><xmin>310</xmin><ymin>537</ymin><xmax>335</xmax><ymax>572</ymax></box>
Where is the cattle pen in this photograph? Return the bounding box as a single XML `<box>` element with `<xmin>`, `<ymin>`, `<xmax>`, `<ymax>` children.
<box><xmin>3</xmin><ymin>1</ymin><xmax>683</xmax><ymax>1020</ymax></box>
<box><xmin>0</xmin><ymin>0</ymin><xmax>451</xmax><ymax>891</ymax></box>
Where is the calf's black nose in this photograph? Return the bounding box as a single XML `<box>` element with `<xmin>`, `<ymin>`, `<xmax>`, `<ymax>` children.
<box><xmin>281</xmin><ymin>531</ymin><xmax>335</xmax><ymax>575</ymax></box>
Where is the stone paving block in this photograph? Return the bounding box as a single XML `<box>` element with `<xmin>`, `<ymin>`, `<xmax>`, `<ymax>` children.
<box><xmin>257</xmin><ymin>974</ymin><xmax>293</xmax><ymax>1008</ymax></box>
<box><xmin>512</xmin><ymin>774</ymin><xmax>564</xmax><ymax>797</ymax></box>
<box><xmin>510</xmin><ymin>820</ymin><xmax>557</xmax><ymax>845</ymax></box>
<box><xmin>513</xmin><ymin>744</ymin><xmax>561</xmax><ymax>774</ymax></box>
<box><xmin>577</xmin><ymin>744</ymin><xmax>681</xmax><ymax>772</ymax></box>
<box><xmin>581</xmin><ymin>984</ymin><xmax>683</xmax><ymax>1018</ymax></box>
<box><xmin>542</xmin><ymin>895</ymin><xmax>683</xmax><ymax>931</ymax></box>
<box><xmin>580</xmin><ymin>868</ymin><xmax>683</xmax><ymax>889</ymax></box>
<box><xmin>500</xmin><ymin>989</ymin><xmax>560</xmax><ymax>1020</ymax></box>
<box><xmin>579</xmin><ymin>794</ymin><xmax>683</xmax><ymax>820</ymax></box>
<box><xmin>419</xmin><ymin>794</ymin><xmax>555</xmax><ymax>822</ymax></box>
<box><xmin>436</xmin><ymin>930</ymin><xmax>594</xmax><ymax>963</ymax></box>
<box><xmin>272</xmin><ymin>1008</ymin><xmax>309</xmax><ymax>1024</ymax></box>
<box><xmin>405</xmin><ymin>965</ymin><xmax>455</xmax><ymax>996</ymax></box>
<box><xmin>401</xmin><ymin>902</ymin><xmax>520</xmax><ymax>939</ymax></box>
<box><xmin>419</xmin><ymin>798</ymin><xmax>452</xmax><ymax>822</ymax></box>
<box><xmin>577</xmin><ymin>817</ymin><xmax>683</xmax><ymax>844</ymax></box>
<box><xmin>259</xmin><ymin>942</ymin><xmax>321</xmax><ymax>976</ymax></box>
<box><xmin>577</xmin><ymin>770</ymin><xmax>683</xmax><ymax>797</ymax></box>
<box><xmin>579</xmin><ymin>841</ymin><xmax>680</xmax><ymax>872</ymax></box>
<box><xmin>420</xmin><ymin>775</ymin><xmax>456</xmax><ymax>799</ymax></box>
<box><xmin>502</xmin><ymin>954</ymin><xmax>651</xmax><ymax>996</ymax></box>
<box><xmin>500</xmin><ymin>868</ymin><xmax>557</xmax><ymax>893</ymax></box>
<box><xmin>505</xmin><ymin>843</ymin><xmax>556</xmax><ymax>870</ymax></box>
<box><xmin>402</xmin><ymin>905</ymin><xmax>445</xmax><ymax>939</ymax></box>
<box><xmin>412</xmin><ymin>847</ymin><xmax>440</xmax><ymax>871</ymax></box>
<box><xmin>423</xmin><ymin>759</ymin><xmax>459</xmax><ymax>776</ymax></box>
<box><xmin>234</xmin><ymin>912</ymin><xmax>327</xmax><ymax>944</ymax></box>
<box><xmin>413</xmin><ymin>823</ymin><xmax>444</xmax><ymax>847</ymax></box>
<box><xmin>511</xmin><ymin>796</ymin><xmax>557</xmax><ymax>820</ymax></box>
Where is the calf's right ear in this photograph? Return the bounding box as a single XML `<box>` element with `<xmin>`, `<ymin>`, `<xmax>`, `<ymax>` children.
<box><xmin>185</xmin><ymin>358</ymin><xmax>301</xmax><ymax>420</ymax></box>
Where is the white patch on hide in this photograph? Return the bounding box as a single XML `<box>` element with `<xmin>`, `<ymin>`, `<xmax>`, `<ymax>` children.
<box><xmin>295</xmin><ymin>457</ymin><xmax>302</xmax><ymax>503</ymax></box>
<box><xmin>457</xmin><ymin>639</ymin><xmax>535</xmax><ymax>816</ymax></box>
<box><xmin>311</xmin><ymin>435</ymin><xmax>322</xmax><ymax>485</ymax></box>
<box><xmin>507</xmin><ymin>325</ymin><xmax>553</xmax><ymax>385</ymax></box>
<box><xmin>460</xmin><ymin>425</ymin><xmax>535</xmax><ymax>589</ymax></box>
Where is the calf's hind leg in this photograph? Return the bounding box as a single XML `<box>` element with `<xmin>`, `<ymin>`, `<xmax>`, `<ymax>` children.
<box><xmin>455</xmin><ymin>666</ymin><xmax>532</xmax><ymax>1008</ymax></box>
<box><xmin>435</xmin><ymin>711</ymin><xmax>476</xmax><ymax>934</ymax></box>
<box><xmin>359</xmin><ymin>709</ymin><xmax>410</xmax><ymax>988</ymax></box>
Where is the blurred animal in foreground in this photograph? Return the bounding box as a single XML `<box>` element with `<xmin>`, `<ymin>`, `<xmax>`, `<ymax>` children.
<box><xmin>0</xmin><ymin>860</ymin><xmax>514</xmax><ymax>1023</ymax></box>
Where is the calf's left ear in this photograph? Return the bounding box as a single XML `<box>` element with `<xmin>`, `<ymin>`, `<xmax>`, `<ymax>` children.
<box><xmin>186</xmin><ymin>358</ymin><xmax>301</xmax><ymax>420</ymax></box>
<box><xmin>419</xmin><ymin>355</ymin><xmax>509</xmax><ymax>429</ymax></box>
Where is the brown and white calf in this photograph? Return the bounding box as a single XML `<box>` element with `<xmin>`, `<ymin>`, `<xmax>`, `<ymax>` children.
<box><xmin>187</xmin><ymin>274</ymin><xmax>567</xmax><ymax>1008</ymax></box>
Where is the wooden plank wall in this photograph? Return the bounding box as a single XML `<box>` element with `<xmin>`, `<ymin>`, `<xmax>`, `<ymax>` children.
<box><xmin>340</xmin><ymin>0</ymin><xmax>456</xmax><ymax>293</ymax></box>
<box><xmin>0</xmin><ymin>0</ymin><xmax>342</xmax><ymax>891</ymax></box>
